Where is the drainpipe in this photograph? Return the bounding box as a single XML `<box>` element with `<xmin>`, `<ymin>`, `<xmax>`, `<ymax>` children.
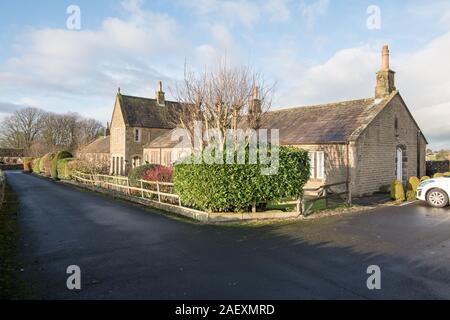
<box><xmin>346</xmin><ymin>141</ymin><xmax>352</xmax><ymax>205</ymax></box>
<box><xmin>417</xmin><ymin>130</ymin><xmax>421</xmax><ymax>177</ymax></box>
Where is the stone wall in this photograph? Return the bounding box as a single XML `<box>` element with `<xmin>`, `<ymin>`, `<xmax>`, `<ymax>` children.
<box><xmin>353</xmin><ymin>94</ymin><xmax>427</xmax><ymax>196</ymax></box>
<box><xmin>426</xmin><ymin>160</ymin><xmax>450</xmax><ymax>176</ymax></box>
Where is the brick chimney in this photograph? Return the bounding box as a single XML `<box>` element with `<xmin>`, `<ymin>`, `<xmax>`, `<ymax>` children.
<box><xmin>248</xmin><ymin>86</ymin><xmax>262</xmax><ymax>129</ymax></box>
<box><xmin>156</xmin><ymin>81</ymin><xmax>165</xmax><ymax>106</ymax></box>
<box><xmin>105</xmin><ymin>122</ymin><xmax>110</xmax><ymax>137</ymax></box>
<box><xmin>375</xmin><ymin>45</ymin><xmax>396</xmax><ymax>99</ymax></box>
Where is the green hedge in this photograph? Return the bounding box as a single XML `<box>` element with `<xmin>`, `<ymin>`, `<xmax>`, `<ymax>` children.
<box><xmin>174</xmin><ymin>146</ymin><xmax>310</xmax><ymax>212</ymax></box>
<box><xmin>23</xmin><ymin>157</ymin><xmax>34</xmax><ymax>173</ymax></box>
<box><xmin>40</xmin><ymin>152</ymin><xmax>56</xmax><ymax>176</ymax></box>
<box><xmin>56</xmin><ymin>157</ymin><xmax>76</xmax><ymax>180</ymax></box>
<box><xmin>51</xmin><ymin>151</ymin><xmax>73</xmax><ymax>179</ymax></box>
<box><xmin>128</xmin><ymin>164</ymin><xmax>156</xmax><ymax>187</ymax></box>
<box><xmin>406</xmin><ymin>176</ymin><xmax>420</xmax><ymax>201</ymax></box>
<box><xmin>33</xmin><ymin>158</ymin><xmax>41</xmax><ymax>174</ymax></box>
<box><xmin>390</xmin><ymin>180</ymin><xmax>405</xmax><ymax>201</ymax></box>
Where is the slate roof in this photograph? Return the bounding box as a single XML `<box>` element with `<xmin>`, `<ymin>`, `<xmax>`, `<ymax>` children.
<box><xmin>257</xmin><ymin>93</ymin><xmax>396</xmax><ymax>144</ymax></box>
<box><xmin>118</xmin><ymin>94</ymin><xmax>182</xmax><ymax>129</ymax></box>
<box><xmin>79</xmin><ymin>136</ymin><xmax>110</xmax><ymax>154</ymax></box>
<box><xmin>145</xmin><ymin>130</ymin><xmax>192</xmax><ymax>149</ymax></box>
<box><xmin>0</xmin><ymin>148</ymin><xmax>24</xmax><ymax>157</ymax></box>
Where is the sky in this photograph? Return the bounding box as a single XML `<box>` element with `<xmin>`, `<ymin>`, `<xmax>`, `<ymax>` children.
<box><xmin>0</xmin><ymin>0</ymin><xmax>449</xmax><ymax>149</ymax></box>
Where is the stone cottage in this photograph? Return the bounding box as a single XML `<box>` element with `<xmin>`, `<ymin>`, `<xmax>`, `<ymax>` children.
<box><xmin>108</xmin><ymin>82</ymin><xmax>182</xmax><ymax>175</ymax></box>
<box><xmin>141</xmin><ymin>45</ymin><xmax>428</xmax><ymax>196</ymax></box>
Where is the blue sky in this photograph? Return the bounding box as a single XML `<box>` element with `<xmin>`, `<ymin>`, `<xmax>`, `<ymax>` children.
<box><xmin>0</xmin><ymin>0</ymin><xmax>450</xmax><ymax>149</ymax></box>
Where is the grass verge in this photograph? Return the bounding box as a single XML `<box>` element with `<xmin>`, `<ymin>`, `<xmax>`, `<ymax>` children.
<box><xmin>0</xmin><ymin>183</ymin><xmax>19</xmax><ymax>299</ymax></box>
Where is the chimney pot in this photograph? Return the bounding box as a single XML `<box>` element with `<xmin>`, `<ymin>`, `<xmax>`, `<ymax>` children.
<box><xmin>156</xmin><ymin>81</ymin><xmax>165</xmax><ymax>105</ymax></box>
<box><xmin>382</xmin><ymin>45</ymin><xmax>390</xmax><ymax>70</ymax></box>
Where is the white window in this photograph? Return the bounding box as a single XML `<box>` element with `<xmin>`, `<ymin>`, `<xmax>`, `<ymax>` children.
<box><xmin>309</xmin><ymin>151</ymin><xmax>325</xmax><ymax>180</ymax></box>
<box><xmin>115</xmin><ymin>128</ymin><xmax>120</xmax><ymax>144</ymax></box>
<box><xmin>162</xmin><ymin>150</ymin><xmax>172</xmax><ymax>166</ymax></box>
<box><xmin>149</xmin><ymin>150</ymin><xmax>160</xmax><ymax>164</ymax></box>
<box><xmin>135</xmin><ymin>129</ymin><xmax>141</xmax><ymax>142</ymax></box>
<box><xmin>308</xmin><ymin>152</ymin><xmax>315</xmax><ymax>178</ymax></box>
<box><xmin>316</xmin><ymin>151</ymin><xmax>324</xmax><ymax>179</ymax></box>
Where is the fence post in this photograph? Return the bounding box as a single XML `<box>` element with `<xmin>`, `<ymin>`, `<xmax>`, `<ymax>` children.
<box><xmin>126</xmin><ymin>178</ymin><xmax>130</xmax><ymax>196</ymax></box>
<box><xmin>296</xmin><ymin>197</ymin><xmax>301</xmax><ymax>215</ymax></box>
<box><xmin>157</xmin><ymin>182</ymin><xmax>161</xmax><ymax>202</ymax></box>
<box><xmin>324</xmin><ymin>188</ymin><xmax>328</xmax><ymax>208</ymax></box>
<box><xmin>140</xmin><ymin>180</ymin><xmax>144</xmax><ymax>199</ymax></box>
<box><xmin>252</xmin><ymin>203</ymin><xmax>256</xmax><ymax>213</ymax></box>
<box><xmin>347</xmin><ymin>182</ymin><xmax>352</xmax><ymax>206</ymax></box>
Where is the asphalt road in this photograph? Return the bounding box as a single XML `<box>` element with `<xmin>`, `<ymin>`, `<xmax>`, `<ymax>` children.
<box><xmin>6</xmin><ymin>171</ymin><xmax>450</xmax><ymax>299</ymax></box>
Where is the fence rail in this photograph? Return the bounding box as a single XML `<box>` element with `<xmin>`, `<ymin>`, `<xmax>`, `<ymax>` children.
<box><xmin>73</xmin><ymin>172</ymin><xmax>181</xmax><ymax>206</ymax></box>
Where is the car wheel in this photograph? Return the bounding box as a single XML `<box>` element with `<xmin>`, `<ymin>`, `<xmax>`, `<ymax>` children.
<box><xmin>426</xmin><ymin>188</ymin><xmax>449</xmax><ymax>208</ymax></box>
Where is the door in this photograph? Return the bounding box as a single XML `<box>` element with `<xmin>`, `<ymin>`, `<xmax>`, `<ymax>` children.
<box><xmin>396</xmin><ymin>148</ymin><xmax>403</xmax><ymax>182</ymax></box>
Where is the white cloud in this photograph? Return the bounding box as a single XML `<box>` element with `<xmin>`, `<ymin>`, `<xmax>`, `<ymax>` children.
<box><xmin>301</xmin><ymin>0</ymin><xmax>329</xmax><ymax>29</ymax></box>
<box><xmin>272</xmin><ymin>31</ymin><xmax>450</xmax><ymax>149</ymax></box>
<box><xmin>0</xmin><ymin>0</ymin><xmax>182</xmax><ymax>102</ymax></box>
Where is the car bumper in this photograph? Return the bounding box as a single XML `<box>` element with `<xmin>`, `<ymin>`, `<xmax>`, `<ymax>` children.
<box><xmin>416</xmin><ymin>188</ymin><xmax>426</xmax><ymax>201</ymax></box>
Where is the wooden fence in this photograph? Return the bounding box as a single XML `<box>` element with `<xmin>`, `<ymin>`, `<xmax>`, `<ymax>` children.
<box><xmin>72</xmin><ymin>172</ymin><xmax>351</xmax><ymax>217</ymax></box>
<box><xmin>73</xmin><ymin>172</ymin><xmax>181</xmax><ymax>206</ymax></box>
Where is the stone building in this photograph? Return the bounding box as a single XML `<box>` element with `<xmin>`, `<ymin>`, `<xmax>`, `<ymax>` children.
<box><xmin>140</xmin><ymin>45</ymin><xmax>427</xmax><ymax>196</ymax></box>
<box><xmin>109</xmin><ymin>82</ymin><xmax>182</xmax><ymax>175</ymax></box>
<box><xmin>0</xmin><ymin>148</ymin><xmax>24</xmax><ymax>164</ymax></box>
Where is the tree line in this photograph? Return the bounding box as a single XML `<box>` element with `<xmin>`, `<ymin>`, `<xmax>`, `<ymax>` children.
<box><xmin>0</xmin><ymin>107</ymin><xmax>105</xmax><ymax>157</ymax></box>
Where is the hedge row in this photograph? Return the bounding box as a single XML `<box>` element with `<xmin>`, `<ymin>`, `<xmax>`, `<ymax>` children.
<box><xmin>174</xmin><ymin>146</ymin><xmax>310</xmax><ymax>212</ymax></box>
<box><xmin>23</xmin><ymin>151</ymin><xmax>74</xmax><ymax>180</ymax></box>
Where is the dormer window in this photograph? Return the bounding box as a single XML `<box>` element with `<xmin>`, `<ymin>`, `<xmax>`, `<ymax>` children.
<box><xmin>135</xmin><ymin>129</ymin><xmax>141</xmax><ymax>142</ymax></box>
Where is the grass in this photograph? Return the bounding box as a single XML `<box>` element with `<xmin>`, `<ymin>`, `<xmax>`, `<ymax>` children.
<box><xmin>0</xmin><ymin>183</ymin><xmax>34</xmax><ymax>299</ymax></box>
<box><xmin>0</xmin><ymin>183</ymin><xmax>19</xmax><ymax>299</ymax></box>
<box><xmin>267</xmin><ymin>199</ymin><xmax>349</xmax><ymax>213</ymax></box>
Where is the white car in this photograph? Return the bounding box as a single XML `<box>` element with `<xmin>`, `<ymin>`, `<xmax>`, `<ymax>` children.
<box><xmin>417</xmin><ymin>177</ymin><xmax>450</xmax><ymax>208</ymax></box>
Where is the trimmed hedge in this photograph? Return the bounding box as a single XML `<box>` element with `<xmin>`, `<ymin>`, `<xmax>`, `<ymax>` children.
<box><xmin>433</xmin><ymin>172</ymin><xmax>445</xmax><ymax>178</ymax></box>
<box><xmin>40</xmin><ymin>152</ymin><xmax>56</xmax><ymax>176</ymax></box>
<box><xmin>390</xmin><ymin>180</ymin><xmax>405</xmax><ymax>201</ymax></box>
<box><xmin>406</xmin><ymin>176</ymin><xmax>420</xmax><ymax>201</ymax></box>
<box><xmin>56</xmin><ymin>157</ymin><xmax>76</xmax><ymax>180</ymax></box>
<box><xmin>445</xmin><ymin>172</ymin><xmax>450</xmax><ymax>177</ymax></box>
<box><xmin>174</xmin><ymin>146</ymin><xmax>310</xmax><ymax>212</ymax></box>
<box><xmin>420</xmin><ymin>176</ymin><xmax>430</xmax><ymax>182</ymax></box>
<box><xmin>128</xmin><ymin>164</ymin><xmax>156</xmax><ymax>187</ymax></box>
<box><xmin>33</xmin><ymin>158</ymin><xmax>41</xmax><ymax>174</ymax></box>
<box><xmin>23</xmin><ymin>157</ymin><xmax>34</xmax><ymax>173</ymax></box>
<box><xmin>51</xmin><ymin>151</ymin><xmax>73</xmax><ymax>179</ymax></box>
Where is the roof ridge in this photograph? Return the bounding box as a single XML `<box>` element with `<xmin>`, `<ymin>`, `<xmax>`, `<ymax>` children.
<box><xmin>120</xmin><ymin>94</ymin><xmax>179</xmax><ymax>104</ymax></box>
<box><xmin>269</xmin><ymin>97</ymin><xmax>375</xmax><ymax>113</ymax></box>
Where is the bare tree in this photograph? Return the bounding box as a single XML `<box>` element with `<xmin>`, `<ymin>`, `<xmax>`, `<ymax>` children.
<box><xmin>173</xmin><ymin>61</ymin><xmax>274</xmax><ymax>148</ymax></box>
<box><xmin>0</xmin><ymin>107</ymin><xmax>44</xmax><ymax>151</ymax></box>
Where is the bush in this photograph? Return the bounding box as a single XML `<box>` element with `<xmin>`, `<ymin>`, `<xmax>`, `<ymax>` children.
<box><xmin>57</xmin><ymin>158</ymin><xmax>77</xmax><ymax>180</ymax></box>
<box><xmin>444</xmin><ymin>172</ymin><xmax>450</xmax><ymax>177</ymax></box>
<box><xmin>406</xmin><ymin>176</ymin><xmax>420</xmax><ymax>201</ymax></box>
<box><xmin>142</xmin><ymin>165</ymin><xmax>174</xmax><ymax>182</ymax></box>
<box><xmin>390</xmin><ymin>180</ymin><xmax>405</xmax><ymax>201</ymax></box>
<box><xmin>40</xmin><ymin>152</ymin><xmax>56</xmax><ymax>176</ymax></box>
<box><xmin>33</xmin><ymin>158</ymin><xmax>41</xmax><ymax>174</ymax></box>
<box><xmin>23</xmin><ymin>157</ymin><xmax>34</xmax><ymax>173</ymax></box>
<box><xmin>433</xmin><ymin>172</ymin><xmax>445</xmax><ymax>178</ymax></box>
<box><xmin>174</xmin><ymin>146</ymin><xmax>310</xmax><ymax>212</ymax></box>
<box><xmin>128</xmin><ymin>164</ymin><xmax>156</xmax><ymax>187</ymax></box>
<box><xmin>51</xmin><ymin>151</ymin><xmax>73</xmax><ymax>179</ymax></box>
<box><xmin>420</xmin><ymin>176</ymin><xmax>430</xmax><ymax>182</ymax></box>
<box><xmin>74</xmin><ymin>159</ymin><xmax>109</xmax><ymax>175</ymax></box>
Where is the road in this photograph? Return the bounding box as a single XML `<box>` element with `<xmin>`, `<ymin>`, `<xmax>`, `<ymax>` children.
<box><xmin>5</xmin><ymin>171</ymin><xmax>450</xmax><ymax>299</ymax></box>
